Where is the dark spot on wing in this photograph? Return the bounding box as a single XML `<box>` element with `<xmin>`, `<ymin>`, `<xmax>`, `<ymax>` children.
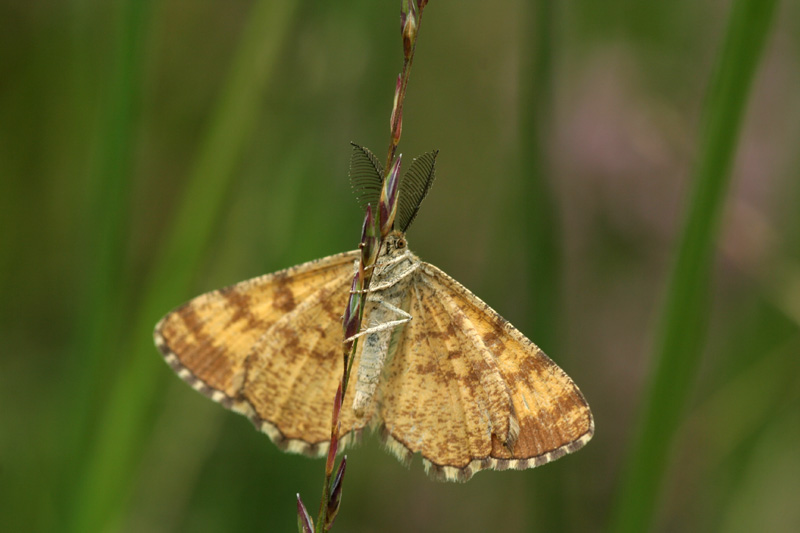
<box><xmin>482</xmin><ymin>327</ymin><xmax>506</xmax><ymax>355</ymax></box>
<box><xmin>273</xmin><ymin>280</ymin><xmax>297</xmax><ymax>313</ymax></box>
<box><xmin>223</xmin><ymin>288</ymin><xmax>270</xmax><ymax>332</ymax></box>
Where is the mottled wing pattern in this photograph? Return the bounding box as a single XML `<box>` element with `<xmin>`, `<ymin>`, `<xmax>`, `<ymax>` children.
<box><xmin>377</xmin><ymin>261</ymin><xmax>594</xmax><ymax>481</ymax></box>
<box><xmin>154</xmin><ymin>250</ymin><xmax>370</xmax><ymax>456</ymax></box>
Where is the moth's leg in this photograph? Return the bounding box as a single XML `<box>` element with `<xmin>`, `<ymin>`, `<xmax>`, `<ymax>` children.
<box><xmin>349</xmin><ymin>253</ymin><xmax>418</xmax><ymax>295</ymax></box>
<box><xmin>352</xmin><ymin>249</ymin><xmax>410</xmax><ymax>275</ymax></box>
<box><xmin>344</xmin><ymin>300</ymin><xmax>412</xmax><ymax>343</ymax></box>
<box><xmin>377</xmin><ymin>248</ymin><xmax>412</xmax><ymax>268</ymax></box>
<box><xmin>352</xmin><ymin>258</ymin><xmax>376</xmax><ymax>275</ymax></box>
<box><xmin>367</xmin><ymin>261</ymin><xmax>420</xmax><ymax>292</ymax></box>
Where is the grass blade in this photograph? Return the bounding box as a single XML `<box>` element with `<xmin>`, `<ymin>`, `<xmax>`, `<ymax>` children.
<box><xmin>609</xmin><ymin>1</ymin><xmax>779</xmax><ymax>531</ymax></box>
<box><xmin>517</xmin><ymin>2</ymin><xmax>569</xmax><ymax>531</ymax></box>
<box><xmin>66</xmin><ymin>2</ymin><xmax>300</xmax><ymax>531</ymax></box>
<box><xmin>64</xmin><ymin>0</ymin><xmax>152</xmax><ymax>483</ymax></box>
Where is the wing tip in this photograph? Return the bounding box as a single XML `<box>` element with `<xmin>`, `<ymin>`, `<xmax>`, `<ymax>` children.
<box><xmin>154</xmin><ymin>321</ymin><xmax>246</xmax><ymax>416</ymax></box>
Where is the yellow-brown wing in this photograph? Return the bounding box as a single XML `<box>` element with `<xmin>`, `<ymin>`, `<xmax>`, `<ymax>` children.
<box><xmin>377</xmin><ymin>261</ymin><xmax>594</xmax><ymax>481</ymax></box>
<box><xmin>154</xmin><ymin>250</ymin><xmax>370</xmax><ymax>456</ymax></box>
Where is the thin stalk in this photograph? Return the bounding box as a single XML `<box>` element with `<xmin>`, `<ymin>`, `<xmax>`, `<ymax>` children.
<box><xmin>609</xmin><ymin>1</ymin><xmax>779</xmax><ymax>531</ymax></box>
<box><xmin>312</xmin><ymin>3</ymin><xmax>429</xmax><ymax>530</ymax></box>
<box><xmin>384</xmin><ymin>1</ymin><xmax>426</xmax><ymax>173</ymax></box>
<box><xmin>66</xmin><ymin>2</ymin><xmax>300</xmax><ymax>532</ymax></box>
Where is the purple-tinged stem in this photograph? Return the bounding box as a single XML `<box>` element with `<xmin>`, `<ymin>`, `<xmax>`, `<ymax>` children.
<box><xmin>379</xmin><ymin>156</ymin><xmax>402</xmax><ymax>236</ymax></box>
<box><xmin>297</xmin><ymin>494</ymin><xmax>314</xmax><ymax>533</ymax></box>
<box><xmin>312</xmin><ymin>2</ymin><xmax>428</xmax><ymax>530</ymax></box>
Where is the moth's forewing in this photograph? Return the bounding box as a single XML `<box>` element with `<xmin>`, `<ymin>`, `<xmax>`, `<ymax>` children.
<box><xmin>154</xmin><ymin>250</ymin><xmax>370</xmax><ymax>455</ymax></box>
<box><xmin>377</xmin><ymin>261</ymin><xmax>594</xmax><ymax>482</ymax></box>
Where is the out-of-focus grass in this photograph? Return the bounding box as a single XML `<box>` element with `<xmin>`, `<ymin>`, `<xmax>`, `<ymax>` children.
<box><xmin>65</xmin><ymin>2</ymin><xmax>301</xmax><ymax>531</ymax></box>
<box><xmin>514</xmin><ymin>2</ymin><xmax>568</xmax><ymax>531</ymax></box>
<box><xmin>610</xmin><ymin>1</ymin><xmax>779</xmax><ymax>531</ymax></box>
<box><xmin>1</xmin><ymin>1</ymin><xmax>798</xmax><ymax>532</ymax></box>
<box><xmin>63</xmin><ymin>1</ymin><xmax>153</xmax><ymax>526</ymax></box>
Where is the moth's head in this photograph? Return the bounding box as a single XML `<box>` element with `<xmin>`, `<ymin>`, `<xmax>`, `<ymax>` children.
<box><xmin>381</xmin><ymin>230</ymin><xmax>409</xmax><ymax>256</ymax></box>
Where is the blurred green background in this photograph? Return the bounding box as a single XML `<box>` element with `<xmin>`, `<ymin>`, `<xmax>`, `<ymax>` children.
<box><xmin>2</xmin><ymin>1</ymin><xmax>798</xmax><ymax>532</ymax></box>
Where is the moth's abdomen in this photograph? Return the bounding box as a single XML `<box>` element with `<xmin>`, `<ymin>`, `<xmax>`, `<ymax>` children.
<box><xmin>353</xmin><ymin>303</ymin><xmax>395</xmax><ymax>417</ymax></box>
<box><xmin>352</xmin><ymin>277</ymin><xmax>410</xmax><ymax>418</ymax></box>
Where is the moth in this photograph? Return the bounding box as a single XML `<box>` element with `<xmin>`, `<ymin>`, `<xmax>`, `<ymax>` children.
<box><xmin>154</xmin><ymin>144</ymin><xmax>594</xmax><ymax>481</ymax></box>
